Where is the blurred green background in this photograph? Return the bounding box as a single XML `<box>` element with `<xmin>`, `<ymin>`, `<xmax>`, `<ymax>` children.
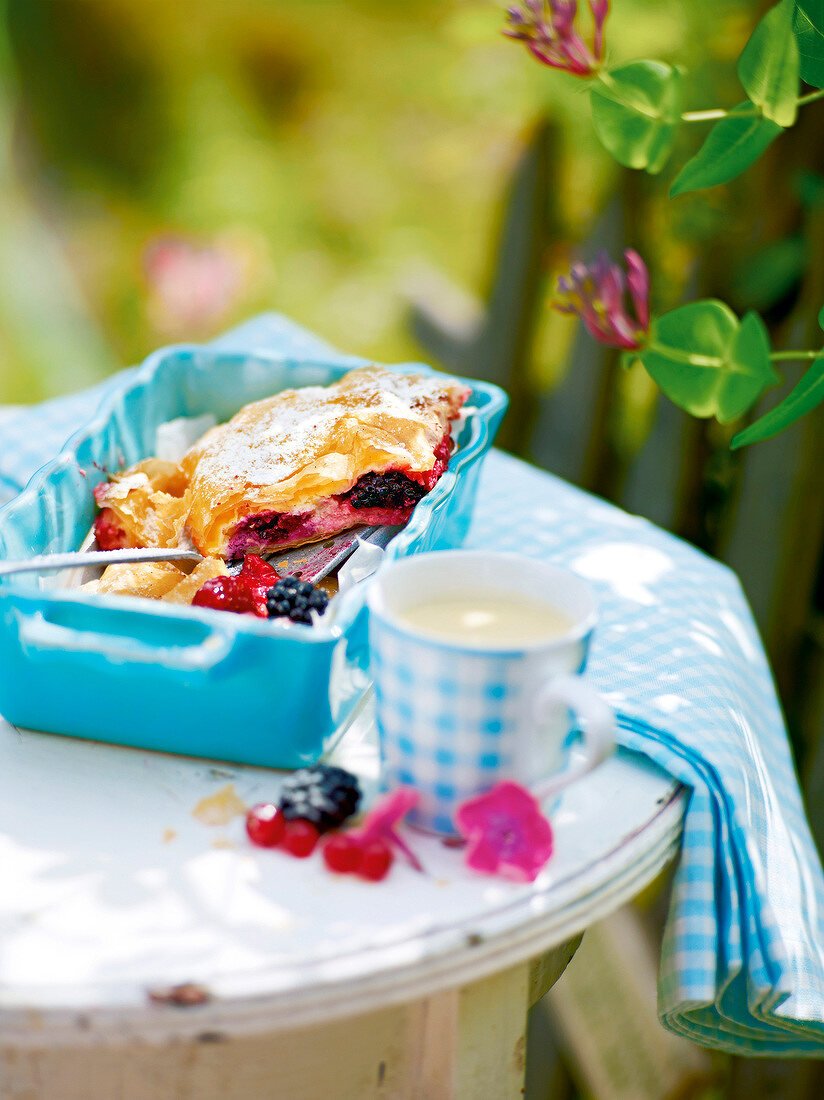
<box><xmin>0</xmin><ymin>0</ymin><xmax>748</xmax><ymax>404</ymax></box>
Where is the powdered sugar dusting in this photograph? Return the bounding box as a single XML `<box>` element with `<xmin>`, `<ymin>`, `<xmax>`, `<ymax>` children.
<box><xmin>187</xmin><ymin>368</ymin><xmax>467</xmax><ymax>489</ymax></box>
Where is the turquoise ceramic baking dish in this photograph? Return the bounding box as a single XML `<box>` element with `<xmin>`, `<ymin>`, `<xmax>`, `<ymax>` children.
<box><xmin>0</xmin><ymin>342</ymin><xmax>507</xmax><ymax>767</ymax></box>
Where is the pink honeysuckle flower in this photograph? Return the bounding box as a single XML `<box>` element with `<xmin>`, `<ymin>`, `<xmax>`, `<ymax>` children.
<box><xmin>624</xmin><ymin>247</ymin><xmax>650</xmax><ymax>331</ymax></box>
<box><xmin>455</xmin><ymin>781</ymin><xmax>553</xmax><ymax>883</ymax></box>
<box><xmin>143</xmin><ymin>234</ymin><xmax>247</xmax><ymax>336</ymax></box>
<box><xmin>554</xmin><ymin>248</ymin><xmax>650</xmax><ymax>350</ymax></box>
<box><xmin>354</xmin><ymin>787</ymin><xmax>424</xmax><ymax>872</ymax></box>
<box><xmin>503</xmin><ymin>1</ymin><xmax>609</xmax><ymax>78</ymax></box>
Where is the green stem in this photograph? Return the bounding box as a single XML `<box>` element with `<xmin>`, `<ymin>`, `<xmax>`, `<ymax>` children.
<box><xmin>769</xmin><ymin>350</ymin><xmax>822</xmax><ymax>361</ymax></box>
<box><xmin>797</xmin><ymin>88</ymin><xmax>824</xmax><ymax>108</ymax></box>
<box><xmin>681</xmin><ymin>108</ymin><xmax>730</xmax><ymax>122</ymax></box>
<box><xmin>682</xmin><ymin>87</ymin><xmax>824</xmax><ymax>124</ymax></box>
<box><xmin>644</xmin><ymin>343</ymin><xmax>723</xmax><ymax>368</ymax></box>
<box><xmin>682</xmin><ymin>105</ymin><xmax>759</xmax><ymax>123</ymax></box>
<box><xmin>597</xmin><ymin>68</ymin><xmax>824</xmax><ymax>127</ymax></box>
<box><xmin>644</xmin><ymin>345</ymin><xmax>821</xmax><ymax>368</ymax></box>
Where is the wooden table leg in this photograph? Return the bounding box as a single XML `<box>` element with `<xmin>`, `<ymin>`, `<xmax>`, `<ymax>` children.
<box><xmin>0</xmin><ymin>937</ymin><xmax>582</xmax><ymax>1100</ymax></box>
<box><xmin>528</xmin><ymin>934</ymin><xmax>583</xmax><ymax>1007</ymax></box>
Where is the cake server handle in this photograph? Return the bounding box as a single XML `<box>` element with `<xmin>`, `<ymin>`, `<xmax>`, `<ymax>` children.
<box><xmin>0</xmin><ymin>546</ymin><xmax>204</xmax><ymax>577</ymax></box>
<box><xmin>0</xmin><ymin>526</ymin><xmax>399</xmax><ymax>579</ymax></box>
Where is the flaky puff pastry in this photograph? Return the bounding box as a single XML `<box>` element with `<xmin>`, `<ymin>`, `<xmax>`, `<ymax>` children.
<box><xmin>93</xmin><ymin>459</ymin><xmax>188</xmax><ymax>549</ymax></box>
<box><xmin>181</xmin><ymin>368</ymin><xmax>469</xmax><ymax>557</ymax></box>
<box><xmin>80</xmin><ymin>557</ymin><xmax>228</xmax><ymax>605</ymax></box>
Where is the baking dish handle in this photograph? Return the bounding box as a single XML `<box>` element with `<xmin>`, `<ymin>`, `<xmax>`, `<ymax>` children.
<box><xmin>15</xmin><ymin>609</ymin><xmax>236</xmax><ymax>674</ymax></box>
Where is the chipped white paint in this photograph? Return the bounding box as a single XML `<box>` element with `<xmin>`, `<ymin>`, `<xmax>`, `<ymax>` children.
<box><xmin>0</xmin><ymin>705</ymin><xmax>683</xmax><ymax>1044</ymax></box>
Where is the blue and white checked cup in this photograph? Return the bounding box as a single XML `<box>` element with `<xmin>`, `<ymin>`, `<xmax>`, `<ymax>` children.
<box><xmin>367</xmin><ymin>551</ymin><xmax>615</xmax><ymax>835</ymax></box>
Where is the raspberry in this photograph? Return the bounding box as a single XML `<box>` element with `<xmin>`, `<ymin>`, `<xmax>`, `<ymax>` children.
<box><xmin>358</xmin><ymin>839</ymin><xmax>394</xmax><ymax>882</ymax></box>
<box><xmin>282</xmin><ymin>819</ymin><xmax>320</xmax><ymax>858</ymax></box>
<box><xmin>245</xmin><ymin>803</ymin><xmax>285</xmax><ymax>848</ymax></box>
<box><xmin>323</xmin><ymin>834</ymin><xmax>364</xmax><ymax>874</ymax></box>
<box><xmin>240</xmin><ymin>554</ymin><xmax>280</xmax><ymax>587</ymax></box>
<box><xmin>193</xmin><ymin>575</ymin><xmax>256</xmax><ymax>615</ymax></box>
<box><xmin>94</xmin><ymin>508</ymin><xmax>132</xmax><ymax>550</ymax></box>
<box><xmin>192</xmin><ymin>554</ymin><xmax>279</xmax><ymax>617</ymax></box>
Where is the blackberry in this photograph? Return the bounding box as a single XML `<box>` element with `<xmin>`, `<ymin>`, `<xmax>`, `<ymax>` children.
<box><xmin>278</xmin><ymin>765</ymin><xmax>362</xmax><ymax>832</ymax></box>
<box><xmin>344</xmin><ymin>471</ymin><xmax>426</xmax><ymax>510</ymax></box>
<box><xmin>265</xmin><ymin>575</ymin><xmax>329</xmax><ymax>624</ymax></box>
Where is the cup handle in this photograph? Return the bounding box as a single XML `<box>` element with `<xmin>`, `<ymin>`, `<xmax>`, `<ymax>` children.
<box><xmin>530</xmin><ymin>674</ymin><xmax>615</xmax><ymax>803</ymax></box>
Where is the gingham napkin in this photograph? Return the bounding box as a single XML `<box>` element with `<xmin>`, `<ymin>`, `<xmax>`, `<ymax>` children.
<box><xmin>2</xmin><ymin>314</ymin><xmax>824</xmax><ymax>1055</ymax></box>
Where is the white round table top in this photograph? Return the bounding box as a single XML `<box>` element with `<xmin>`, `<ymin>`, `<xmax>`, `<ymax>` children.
<box><xmin>0</xmin><ymin>699</ymin><xmax>686</xmax><ymax>1045</ymax></box>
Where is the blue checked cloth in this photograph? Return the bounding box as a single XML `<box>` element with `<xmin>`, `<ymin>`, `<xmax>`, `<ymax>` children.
<box><xmin>2</xmin><ymin>313</ymin><xmax>824</xmax><ymax>1055</ymax></box>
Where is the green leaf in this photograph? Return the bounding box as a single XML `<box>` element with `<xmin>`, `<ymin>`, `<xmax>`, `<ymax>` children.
<box><xmin>738</xmin><ymin>0</ymin><xmax>800</xmax><ymax>127</ymax></box>
<box><xmin>731</xmin><ymin>355</ymin><xmax>824</xmax><ymax>447</ymax></box>
<box><xmin>794</xmin><ymin>1</ymin><xmax>824</xmax><ymax>89</ymax></box>
<box><xmin>731</xmin><ymin>237</ymin><xmax>805</xmax><ymax>312</ymax></box>
<box><xmin>670</xmin><ymin>106</ymin><xmax>782</xmax><ymax>197</ymax></box>
<box><xmin>819</xmin><ymin>304</ymin><xmax>824</xmax><ymax>331</ymax></box>
<box><xmin>794</xmin><ymin>170</ymin><xmax>824</xmax><ymax>208</ymax></box>
<box><xmin>590</xmin><ymin>61</ymin><xmax>682</xmax><ymax>174</ymax></box>
<box><xmin>639</xmin><ymin>302</ymin><xmax>780</xmax><ymax>422</ymax></box>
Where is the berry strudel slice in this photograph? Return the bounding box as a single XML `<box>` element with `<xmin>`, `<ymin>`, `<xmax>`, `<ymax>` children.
<box><xmin>182</xmin><ymin>367</ymin><xmax>470</xmax><ymax>559</ymax></box>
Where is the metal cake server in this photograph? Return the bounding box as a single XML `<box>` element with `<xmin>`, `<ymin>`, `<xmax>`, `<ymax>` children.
<box><xmin>0</xmin><ymin>525</ymin><xmax>399</xmax><ymax>584</ymax></box>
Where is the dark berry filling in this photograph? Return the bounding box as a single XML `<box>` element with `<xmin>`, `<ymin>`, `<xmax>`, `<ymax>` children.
<box><xmin>342</xmin><ymin>470</ymin><xmax>428</xmax><ymax>511</ymax></box>
<box><xmin>342</xmin><ymin>433</ymin><xmax>454</xmax><ymax>511</ymax></box>
<box><xmin>226</xmin><ymin>511</ymin><xmax>306</xmax><ymax>561</ymax></box>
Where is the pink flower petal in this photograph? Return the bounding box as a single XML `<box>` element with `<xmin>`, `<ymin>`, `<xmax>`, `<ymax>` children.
<box><xmin>553</xmin><ymin>249</ymin><xmax>650</xmax><ymax>350</ymax></box>
<box><xmin>504</xmin><ymin>0</ymin><xmax>599</xmax><ymax>76</ymax></box>
<box><xmin>356</xmin><ymin>787</ymin><xmax>424</xmax><ymax>871</ymax></box>
<box><xmin>455</xmin><ymin>782</ymin><xmax>554</xmax><ymax>883</ymax></box>
<box><xmin>589</xmin><ymin>0</ymin><xmax>610</xmax><ymax>60</ymax></box>
<box><xmin>465</xmin><ymin>834</ymin><xmax>505</xmax><ymax>875</ymax></box>
<box><xmin>361</xmin><ymin>787</ymin><xmax>419</xmax><ymax>840</ymax></box>
<box><xmin>625</xmin><ymin>248</ymin><xmax>650</xmax><ymax>331</ymax></box>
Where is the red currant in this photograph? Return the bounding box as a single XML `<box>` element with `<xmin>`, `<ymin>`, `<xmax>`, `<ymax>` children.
<box><xmin>282</xmin><ymin>819</ymin><xmax>320</xmax><ymax>858</ymax></box>
<box><xmin>323</xmin><ymin>833</ymin><xmax>364</xmax><ymax>874</ymax></box>
<box><xmin>245</xmin><ymin>803</ymin><xmax>285</xmax><ymax>848</ymax></box>
<box><xmin>358</xmin><ymin>838</ymin><xmax>393</xmax><ymax>882</ymax></box>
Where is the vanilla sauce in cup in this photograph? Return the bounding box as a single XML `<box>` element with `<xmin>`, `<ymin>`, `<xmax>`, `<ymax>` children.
<box><xmin>397</xmin><ymin>593</ymin><xmax>574</xmax><ymax>647</ymax></box>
